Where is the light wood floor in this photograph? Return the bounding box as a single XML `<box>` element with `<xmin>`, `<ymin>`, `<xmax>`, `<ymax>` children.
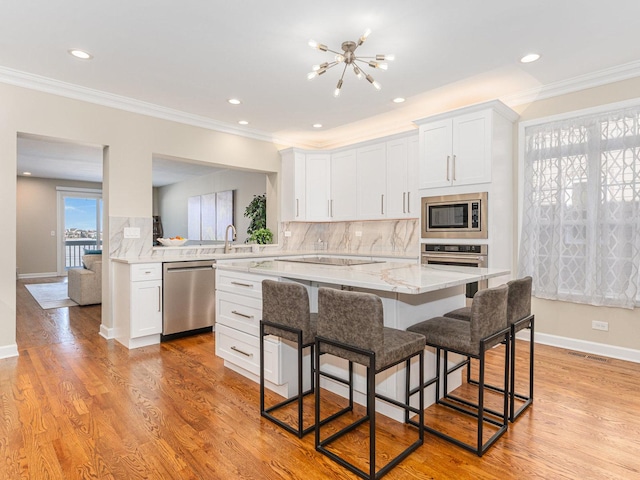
<box><xmin>3</xmin><ymin>277</ymin><xmax>640</xmax><ymax>479</ymax></box>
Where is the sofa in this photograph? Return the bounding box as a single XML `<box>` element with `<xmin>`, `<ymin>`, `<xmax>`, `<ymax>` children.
<box><xmin>68</xmin><ymin>253</ymin><xmax>102</xmax><ymax>305</ymax></box>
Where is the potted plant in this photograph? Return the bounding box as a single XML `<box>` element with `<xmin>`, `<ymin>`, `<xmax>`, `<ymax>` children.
<box><xmin>244</xmin><ymin>193</ymin><xmax>272</xmax><ymax>244</ymax></box>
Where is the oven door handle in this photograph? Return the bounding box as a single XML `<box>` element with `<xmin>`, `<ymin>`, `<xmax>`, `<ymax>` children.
<box><xmin>422</xmin><ymin>254</ymin><xmax>487</xmax><ymax>265</ymax></box>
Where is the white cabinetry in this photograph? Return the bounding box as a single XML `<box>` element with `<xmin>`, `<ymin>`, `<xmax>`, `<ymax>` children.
<box><xmin>215</xmin><ymin>269</ymin><xmax>298</xmax><ymax>396</ymax></box>
<box><xmin>356</xmin><ymin>143</ymin><xmax>387</xmax><ymax>219</ymax></box>
<box><xmin>113</xmin><ymin>262</ymin><xmax>163</xmax><ymax>349</ymax></box>
<box><xmin>280</xmin><ymin>149</ymin><xmax>306</xmax><ymax>220</ymax></box>
<box><xmin>416</xmin><ymin>100</ymin><xmax>518</xmax><ymax>190</ymax></box>
<box><xmin>385</xmin><ymin>136</ymin><xmax>418</xmax><ymax>218</ymax></box>
<box><xmin>280</xmin><ymin>149</ymin><xmax>331</xmax><ymax>222</ymax></box>
<box><xmin>330</xmin><ymin>149</ymin><xmax>357</xmax><ymax>220</ymax></box>
<box><xmin>305</xmin><ymin>154</ymin><xmax>331</xmax><ymax>221</ymax></box>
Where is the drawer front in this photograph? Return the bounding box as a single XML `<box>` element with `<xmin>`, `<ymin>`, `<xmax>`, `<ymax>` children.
<box><xmin>131</xmin><ymin>263</ymin><xmax>162</xmax><ymax>282</ymax></box>
<box><xmin>216</xmin><ymin>270</ymin><xmax>275</xmax><ymax>298</ymax></box>
<box><xmin>217</xmin><ymin>291</ymin><xmax>262</xmax><ymax>336</ymax></box>
<box><xmin>215</xmin><ymin>324</ymin><xmax>281</xmax><ymax>384</ymax></box>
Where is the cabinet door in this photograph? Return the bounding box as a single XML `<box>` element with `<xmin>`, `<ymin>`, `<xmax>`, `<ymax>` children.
<box><xmin>131</xmin><ymin>280</ymin><xmax>162</xmax><ymax>338</ymax></box>
<box><xmin>280</xmin><ymin>150</ymin><xmax>306</xmax><ymax>221</ymax></box>
<box><xmin>357</xmin><ymin>143</ymin><xmax>387</xmax><ymax>219</ymax></box>
<box><xmin>406</xmin><ymin>136</ymin><xmax>419</xmax><ymax>216</ymax></box>
<box><xmin>419</xmin><ymin>119</ymin><xmax>452</xmax><ymax>189</ymax></box>
<box><xmin>305</xmin><ymin>154</ymin><xmax>331</xmax><ymax>221</ymax></box>
<box><xmin>451</xmin><ymin>110</ymin><xmax>491</xmax><ymax>186</ymax></box>
<box><xmin>386</xmin><ymin>138</ymin><xmax>408</xmax><ymax>218</ymax></box>
<box><xmin>330</xmin><ymin>149</ymin><xmax>357</xmax><ymax>221</ymax></box>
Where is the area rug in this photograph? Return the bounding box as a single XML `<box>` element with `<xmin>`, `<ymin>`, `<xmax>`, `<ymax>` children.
<box><xmin>25</xmin><ymin>283</ymin><xmax>79</xmax><ymax>309</ymax></box>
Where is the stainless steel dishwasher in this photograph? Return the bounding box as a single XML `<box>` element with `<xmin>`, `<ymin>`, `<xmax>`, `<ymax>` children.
<box><xmin>162</xmin><ymin>260</ymin><xmax>216</xmax><ymax>339</ymax></box>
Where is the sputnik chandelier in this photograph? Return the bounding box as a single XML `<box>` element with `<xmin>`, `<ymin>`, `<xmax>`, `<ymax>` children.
<box><xmin>307</xmin><ymin>29</ymin><xmax>394</xmax><ymax>97</ymax></box>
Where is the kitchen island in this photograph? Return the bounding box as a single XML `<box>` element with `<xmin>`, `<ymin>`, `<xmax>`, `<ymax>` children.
<box><xmin>215</xmin><ymin>258</ymin><xmax>509</xmax><ymax>421</ymax></box>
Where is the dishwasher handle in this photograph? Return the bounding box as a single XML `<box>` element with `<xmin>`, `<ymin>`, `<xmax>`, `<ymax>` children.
<box><xmin>165</xmin><ymin>265</ymin><xmax>215</xmax><ymax>273</ymax></box>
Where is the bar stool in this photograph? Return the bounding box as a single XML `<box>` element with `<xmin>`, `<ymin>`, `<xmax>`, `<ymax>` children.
<box><xmin>315</xmin><ymin>287</ymin><xmax>425</xmax><ymax>480</ymax></box>
<box><xmin>260</xmin><ymin>280</ymin><xmax>317</xmax><ymax>437</ymax></box>
<box><xmin>444</xmin><ymin>276</ymin><xmax>534</xmax><ymax>421</ymax></box>
<box><xmin>407</xmin><ymin>284</ymin><xmax>510</xmax><ymax>456</ymax></box>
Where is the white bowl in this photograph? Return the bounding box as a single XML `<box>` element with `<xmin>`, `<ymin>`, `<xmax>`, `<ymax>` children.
<box><xmin>157</xmin><ymin>238</ymin><xmax>188</xmax><ymax>246</ymax></box>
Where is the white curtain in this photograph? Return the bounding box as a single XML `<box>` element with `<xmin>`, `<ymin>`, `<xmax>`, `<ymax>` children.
<box><xmin>519</xmin><ymin>105</ymin><xmax>640</xmax><ymax>308</ymax></box>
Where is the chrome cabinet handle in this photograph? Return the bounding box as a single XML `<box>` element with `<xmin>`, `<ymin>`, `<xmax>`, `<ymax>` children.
<box><xmin>403</xmin><ymin>192</ymin><xmax>406</xmax><ymax>214</ymax></box>
<box><xmin>231</xmin><ymin>281</ymin><xmax>253</xmax><ymax>288</ymax></box>
<box><xmin>446</xmin><ymin>155</ymin><xmax>450</xmax><ymax>181</ymax></box>
<box><xmin>230</xmin><ymin>346</ymin><xmax>252</xmax><ymax>357</ymax></box>
<box><xmin>231</xmin><ymin>310</ymin><xmax>254</xmax><ymax>319</ymax></box>
<box><xmin>452</xmin><ymin>154</ymin><xmax>456</xmax><ymax>181</ymax></box>
<box><xmin>330</xmin><ymin>199</ymin><xmax>333</xmax><ymax>217</ymax></box>
<box><xmin>381</xmin><ymin>194</ymin><xmax>385</xmax><ymax>215</ymax></box>
<box><xmin>296</xmin><ymin>198</ymin><xmax>299</xmax><ymax>217</ymax></box>
<box><xmin>157</xmin><ymin>286</ymin><xmax>161</xmax><ymax>312</ymax></box>
<box><xmin>407</xmin><ymin>191</ymin><xmax>411</xmax><ymax>213</ymax></box>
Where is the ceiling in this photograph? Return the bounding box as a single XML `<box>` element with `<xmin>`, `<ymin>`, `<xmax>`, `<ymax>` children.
<box><xmin>6</xmin><ymin>0</ymin><xmax>640</xmax><ymax>182</ymax></box>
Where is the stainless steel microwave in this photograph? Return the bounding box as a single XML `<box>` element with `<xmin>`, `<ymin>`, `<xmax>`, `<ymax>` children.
<box><xmin>421</xmin><ymin>192</ymin><xmax>488</xmax><ymax>239</ymax></box>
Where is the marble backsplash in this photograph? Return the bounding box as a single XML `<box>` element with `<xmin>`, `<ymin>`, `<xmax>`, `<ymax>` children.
<box><xmin>279</xmin><ymin>219</ymin><xmax>420</xmax><ymax>257</ymax></box>
<box><xmin>109</xmin><ymin>217</ymin><xmax>420</xmax><ymax>259</ymax></box>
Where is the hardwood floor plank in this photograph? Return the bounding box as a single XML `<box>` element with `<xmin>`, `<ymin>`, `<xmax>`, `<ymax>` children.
<box><xmin>3</xmin><ymin>278</ymin><xmax>640</xmax><ymax>479</ymax></box>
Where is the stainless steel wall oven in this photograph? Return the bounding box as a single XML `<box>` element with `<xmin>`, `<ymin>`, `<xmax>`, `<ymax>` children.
<box><xmin>421</xmin><ymin>244</ymin><xmax>488</xmax><ymax>298</ymax></box>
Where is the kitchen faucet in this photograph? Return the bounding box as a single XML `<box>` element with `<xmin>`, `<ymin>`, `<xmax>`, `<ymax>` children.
<box><xmin>224</xmin><ymin>224</ymin><xmax>237</xmax><ymax>253</ymax></box>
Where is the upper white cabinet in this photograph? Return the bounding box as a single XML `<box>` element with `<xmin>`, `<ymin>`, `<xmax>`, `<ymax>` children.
<box><xmin>280</xmin><ymin>133</ymin><xmax>419</xmax><ymax>222</ymax></box>
<box><xmin>385</xmin><ymin>136</ymin><xmax>418</xmax><ymax>218</ymax></box>
<box><xmin>416</xmin><ymin>100</ymin><xmax>518</xmax><ymax>190</ymax></box>
<box><xmin>356</xmin><ymin>143</ymin><xmax>387</xmax><ymax>219</ymax></box>
<box><xmin>330</xmin><ymin>149</ymin><xmax>357</xmax><ymax>220</ymax></box>
<box><xmin>280</xmin><ymin>150</ymin><xmax>330</xmax><ymax>222</ymax></box>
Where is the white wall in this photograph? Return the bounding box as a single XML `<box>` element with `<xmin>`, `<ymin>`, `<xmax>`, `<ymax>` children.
<box><xmin>0</xmin><ymin>81</ymin><xmax>280</xmax><ymax>357</ymax></box>
<box><xmin>156</xmin><ymin>169</ymin><xmax>268</xmax><ymax>244</ymax></box>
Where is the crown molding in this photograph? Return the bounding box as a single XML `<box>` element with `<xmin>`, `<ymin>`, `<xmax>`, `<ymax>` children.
<box><xmin>0</xmin><ymin>66</ymin><xmax>275</xmax><ymax>144</ymax></box>
<box><xmin>501</xmin><ymin>59</ymin><xmax>640</xmax><ymax>106</ymax></box>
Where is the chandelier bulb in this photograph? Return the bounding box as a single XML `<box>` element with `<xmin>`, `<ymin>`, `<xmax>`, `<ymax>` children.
<box><xmin>353</xmin><ymin>65</ymin><xmax>363</xmax><ymax>79</ymax></box>
<box><xmin>334</xmin><ymin>79</ymin><xmax>343</xmax><ymax>97</ymax></box>
<box><xmin>358</xmin><ymin>28</ymin><xmax>372</xmax><ymax>45</ymax></box>
<box><xmin>335</xmin><ymin>54</ymin><xmax>345</xmax><ymax>63</ymax></box>
<box><xmin>307</xmin><ymin>71</ymin><xmax>318</xmax><ymax>81</ymax></box>
<box><xmin>312</xmin><ymin>64</ymin><xmax>320</xmax><ymax>72</ymax></box>
<box><xmin>308</xmin><ymin>39</ymin><xmax>328</xmax><ymax>51</ymax></box>
<box><xmin>376</xmin><ymin>54</ymin><xmax>395</xmax><ymax>61</ymax></box>
<box><xmin>372</xmin><ymin>80</ymin><xmax>382</xmax><ymax>91</ymax></box>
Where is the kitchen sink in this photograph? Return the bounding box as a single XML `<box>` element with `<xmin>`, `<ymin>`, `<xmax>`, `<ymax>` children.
<box><xmin>279</xmin><ymin>257</ymin><xmax>384</xmax><ymax>266</ymax></box>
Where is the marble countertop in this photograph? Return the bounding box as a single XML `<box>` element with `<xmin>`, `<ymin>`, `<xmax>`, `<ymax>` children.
<box><xmin>217</xmin><ymin>259</ymin><xmax>509</xmax><ymax>295</ymax></box>
<box><xmin>110</xmin><ymin>249</ymin><xmax>419</xmax><ymax>265</ymax></box>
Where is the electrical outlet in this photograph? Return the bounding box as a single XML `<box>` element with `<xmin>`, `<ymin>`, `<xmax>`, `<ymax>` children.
<box><xmin>123</xmin><ymin>227</ymin><xmax>140</xmax><ymax>239</ymax></box>
<box><xmin>284</xmin><ymin>230</ymin><xmax>291</xmax><ymax>237</ymax></box>
<box><xmin>592</xmin><ymin>320</ymin><xmax>609</xmax><ymax>331</ymax></box>
<box><xmin>355</xmin><ymin>231</ymin><xmax>362</xmax><ymax>237</ymax></box>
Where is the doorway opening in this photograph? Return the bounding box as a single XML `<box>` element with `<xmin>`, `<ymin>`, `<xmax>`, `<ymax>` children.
<box><xmin>57</xmin><ymin>188</ymin><xmax>103</xmax><ymax>275</ymax></box>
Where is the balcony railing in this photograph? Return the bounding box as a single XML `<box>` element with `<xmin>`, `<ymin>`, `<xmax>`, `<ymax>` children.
<box><xmin>65</xmin><ymin>239</ymin><xmax>101</xmax><ymax>269</ymax></box>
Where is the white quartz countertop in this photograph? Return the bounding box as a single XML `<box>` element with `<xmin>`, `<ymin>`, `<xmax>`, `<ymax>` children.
<box><xmin>217</xmin><ymin>259</ymin><xmax>509</xmax><ymax>295</ymax></box>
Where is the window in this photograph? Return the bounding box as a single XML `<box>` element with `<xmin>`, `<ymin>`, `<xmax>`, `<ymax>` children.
<box><xmin>187</xmin><ymin>190</ymin><xmax>234</xmax><ymax>241</ymax></box>
<box><xmin>519</xmin><ymin>104</ymin><xmax>640</xmax><ymax>308</ymax></box>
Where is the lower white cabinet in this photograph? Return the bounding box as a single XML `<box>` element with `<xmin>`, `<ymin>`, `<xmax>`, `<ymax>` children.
<box><xmin>113</xmin><ymin>262</ymin><xmax>163</xmax><ymax>349</ymax></box>
<box><xmin>215</xmin><ymin>269</ymin><xmax>298</xmax><ymax>395</ymax></box>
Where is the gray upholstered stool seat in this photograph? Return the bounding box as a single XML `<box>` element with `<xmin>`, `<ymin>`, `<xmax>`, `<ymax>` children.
<box><xmin>407</xmin><ymin>284</ymin><xmax>510</xmax><ymax>456</ymax></box>
<box><xmin>260</xmin><ymin>280</ymin><xmax>318</xmax><ymax>438</ymax></box>
<box><xmin>443</xmin><ymin>276</ymin><xmax>534</xmax><ymax>421</ymax></box>
<box><xmin>315</xmin><ymin>287</ymin><xmax>425</xmax><ymax>480</ymax></box>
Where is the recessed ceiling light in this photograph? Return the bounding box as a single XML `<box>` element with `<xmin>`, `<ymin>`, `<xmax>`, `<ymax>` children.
<box><xmin>22</xmin><ymin>171</ymin><xmax>32</xmax><ymax>176</ymax></box>
<box><xmin>238</xmin><ymin>120</ymin><xmax>249</xmax><ymax>125</ymax></box>
<box><xmin>520</xmin><ymin>53</ymin><xmax>541</xmax><ymax>64</ymax></box>
<box><xmin>68</xmin><ymin>49</ymin><xmax>93</xmax><ymax>60</ymax></box>
<box><xmin>392</xmin><ymin>97</ymin><xmax>406</xmax><ymax>104</ymax></box>
<box><xmin>313</xmin><ymin>123</ymin><xmax>323</xmax><ymax>128</ymax></box>
<box><xmin>228</xmin><ymin>98</ymin><xmax>241</xmax><ymax>105</ymax></box>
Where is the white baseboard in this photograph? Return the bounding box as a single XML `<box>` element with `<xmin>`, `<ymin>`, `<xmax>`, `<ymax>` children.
<box><xmin>18</xmin><ymin>272</ymin><xmax>61</xmax><ymax>279</ymax></box>
<box><xmin>517</xmin><ymin>330</ymin><xmax>640</xmax><ymax>364</ymax></box>
<box><xmin>0</xmin><ymin>343</ymin><xmax>19</xmax><ymax>359</ymax></box>
<box><xmin>100</xmin><ymin>324</ymin><xmax>114</xmax><ymax>339</ymax></box>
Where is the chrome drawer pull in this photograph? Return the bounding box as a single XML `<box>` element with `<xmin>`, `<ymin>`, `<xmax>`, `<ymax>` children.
<box><xmin>230</xmin><ymin>346</ymin><xmax>252</xmax><ymax>357</ymax></box>
<box><xmin>231</xmin><ymin>310</ymin><xmax>254</xmax><ymax>319</ymax></box>
<box><xmin>231</xmin><ymin>281</ymin><xmax>253</xmax><ymax>288</ymax></box>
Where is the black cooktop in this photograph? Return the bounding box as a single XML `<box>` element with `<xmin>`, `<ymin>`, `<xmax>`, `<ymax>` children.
<box><xmin>279</xmin><ymin>257</ymin><xmax>384</xmax><ymax>266</ymax></box>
